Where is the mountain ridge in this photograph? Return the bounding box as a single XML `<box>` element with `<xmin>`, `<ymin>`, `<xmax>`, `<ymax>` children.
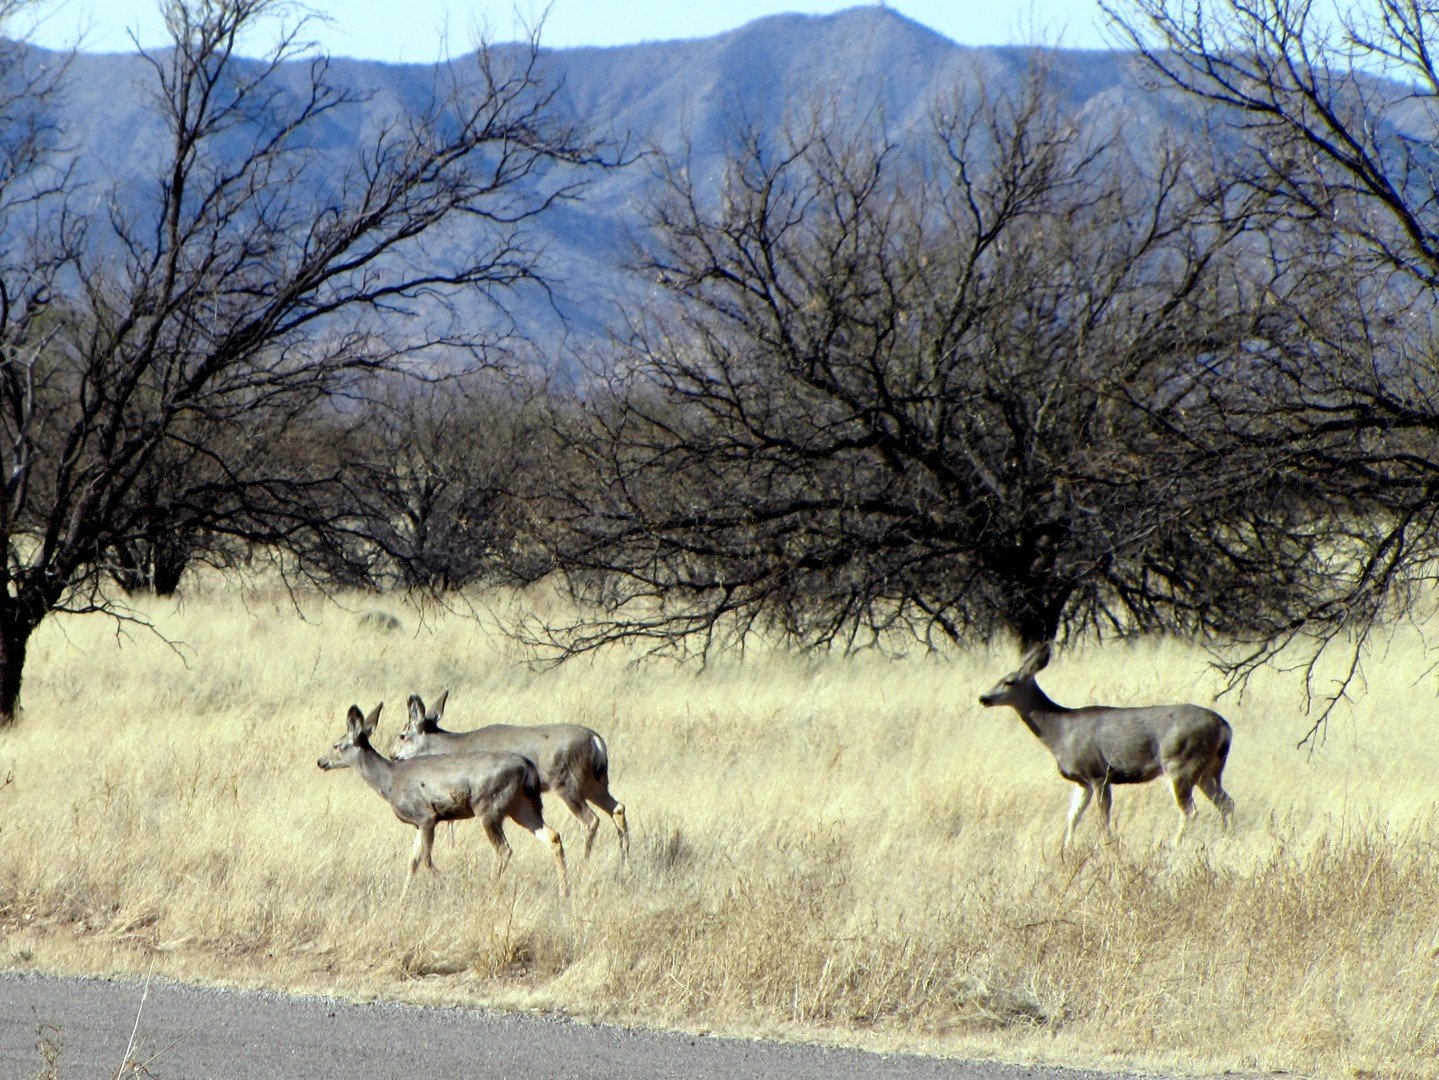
<box><xmin>10</xmin><ymin>6</ymin><xmax>1162</xmax><ymax>358</ymax></box>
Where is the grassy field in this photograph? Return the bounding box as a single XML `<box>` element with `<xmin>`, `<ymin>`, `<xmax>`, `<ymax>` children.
<box><xmin>0</xmin><ymin>582</ymin><xmax>1435</xmax><ymax>1077</ymax></box>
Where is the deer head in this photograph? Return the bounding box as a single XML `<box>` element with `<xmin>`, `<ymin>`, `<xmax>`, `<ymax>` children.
<box><xmin>978</xmin><ymin>642</ymin><xmax>1052</xmax><ymax>708</ymax></box>
<box><xmin>317</xmin><ymin>702</ymin><xmax>383</xmax><ymax>770</ymax></box>
<box><xmin>393</xmin><ymin>690</ymin><xmax>448</xmax><ymax>759</ymax></box>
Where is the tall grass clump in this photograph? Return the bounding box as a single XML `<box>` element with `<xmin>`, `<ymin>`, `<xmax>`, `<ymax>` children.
<box><xmin>0</xmin><ymin>581</ymin><xmax>1436</xmax><ymax>1077</ymax></box>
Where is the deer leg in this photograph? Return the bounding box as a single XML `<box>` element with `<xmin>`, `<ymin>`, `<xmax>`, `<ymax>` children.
<box><xmin>538</xmin><ymin>826</ymin><xmax>569</xmax><ymax>897</ymax></box>
<box><xmin>422</xmin><ymin>823</ymin><xmax>439</xmax><ymax>873</ymax></box>
<box><xmin>509</xmin><ymin>795</ymin><xmax>570</xmax><ymax>897</ymax></box>
<box><xmin>1199</xmin><ymin>773</ymin><xmax>1235</xmax><ymax>828</ymax></box>
<box><xmin>480</xmin><ymin>815</ymin><xmax>513</xmax><ymax>877</ymax></box>
<box><xmin>1095</xmin><ymin>783</ymin><xmax>1114</xmax><ymax>838</ymax></box>
<box><xmin>1170</xmin><ymin>774</ymin><xmax>1197</xmax><ymax>844</ymax></box>
<box><xmin>558</xmin><ymin>787</ymin><xmax>602</xmax><ymax>859</ymax></box>
<box><xmin>1063</xmin><ymin>784</ymin><xmax>1093</xmax><ymax>849</ymax></box>
<box><xmin>589</xmin><ymin>789</ymin><xmax>629</xmax><ymax>860</ymax></box>
<box><xmin>402</xmin><ymin>821</ymin><xmax>437</xmax><ymax>900</ymax></box>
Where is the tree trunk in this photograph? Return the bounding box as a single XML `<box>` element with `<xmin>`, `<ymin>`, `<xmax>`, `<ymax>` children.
<box><xmin>1011</xmin><ymin>580</ymin><xmax>1074</xmax><ymax>651</ymax></box>
<box><xmin>111</xmin><ymin>540</ymin><xmax>151</xmax><ymax>595</ymax></box>
<box><xmin>151</xmin><ymin>536</ymin><xmax>190</xmax><ymax>598</ymax></box>
<box><xmin>111</xmin><ymin>535</ymin><xmax>191</xmax><ymax>597</ymax></box>
<box><xmin>0</xmin><ymin>614</ymin><xmax>32</xmax><ymax>728</ymax></box>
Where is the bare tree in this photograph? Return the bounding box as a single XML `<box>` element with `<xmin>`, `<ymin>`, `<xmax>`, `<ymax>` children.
<box><xmin>1110</xmin><ymin>0</ymin><xmax>1439</xmax><ymax>287</ymax></box>
<box><xmin>0</xmin><ymin>0</ymin><xmax>612</xmax><ymax>725</ymax></box>
<box><xmin>530</xmin><ymin>71</ymin><xmax>1315</xmax><ymax>661</ymax></box>
<box><xmin>330</xmin><ymin>375</ymin><xmax>552</xmax><ymax>590</ymax></box>
<box><xmin>1109</xmin><ymin>1</ymin><xmax>1439</xmax><ymax>730</ymax></box>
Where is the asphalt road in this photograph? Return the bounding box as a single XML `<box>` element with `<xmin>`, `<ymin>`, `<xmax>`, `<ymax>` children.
<box><xmin>0</xmin><ymin>970</ymin><xmax>1182</xmax><ymax>1079</ymax></box>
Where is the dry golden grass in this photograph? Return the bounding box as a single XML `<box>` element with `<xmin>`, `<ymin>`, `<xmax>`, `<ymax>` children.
<box><xmin>0</xmin><ymin>582</ymin><xmax>1436</xmax><ymax>1077</ymax></box>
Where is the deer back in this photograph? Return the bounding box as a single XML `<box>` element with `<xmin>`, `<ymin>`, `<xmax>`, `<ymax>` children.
<box><xmin>398</xmin><ymin>722</ymin><xmax>599</xmax><ymax>785</ymax></box>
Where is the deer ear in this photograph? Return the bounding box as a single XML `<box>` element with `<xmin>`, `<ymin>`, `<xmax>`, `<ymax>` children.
<box><xmin>362</xmin><ymin>702</ymin><xmax>382</xmax><ymax>736</ymax></box>
<box><xmin>346</xmin><ymin>704</ymin><xmax>365</xmax><ymax>735</ymax></box>
<box><xmin>433</xmin><ymin>689</ymin><xmax>449</xmax><ymax>720</ymax></box>
<box><xmin>407</xmin><ymin>694</ymin><xmax>425</xmax><ymax>728</ymax></box>
<box><xmin>1018</xmin><ymin>641</ymin><xmax>1052</xmax><ymax>678</ymax></box>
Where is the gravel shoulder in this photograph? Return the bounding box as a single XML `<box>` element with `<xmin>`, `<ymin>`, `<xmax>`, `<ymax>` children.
<box><xmin>1</xmin><ymin>970</ymin><xmax>1180</xmax><ymax>1080</ymax></box>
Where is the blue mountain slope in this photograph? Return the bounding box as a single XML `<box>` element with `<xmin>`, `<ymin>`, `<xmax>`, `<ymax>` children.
<box><xmin>16</xmin><ymin>7</ymin><xmax>1162</xmax><ymax>362</ymax></box>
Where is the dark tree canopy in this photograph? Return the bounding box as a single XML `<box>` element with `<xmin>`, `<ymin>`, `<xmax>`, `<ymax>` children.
<box><xmin>528</xmin><ymin>72</ymin><xmax>1331</xmax><ymax>661</ymax></box>
<box><xmin>310</xmin><ymin>376</ymin><xmax>552</xmax><ymax>591</ymax></box>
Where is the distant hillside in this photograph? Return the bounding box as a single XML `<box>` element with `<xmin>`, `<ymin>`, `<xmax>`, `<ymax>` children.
<box><xmin>34</xmin><ymin>6</ymin><xmax>1161</xmax><ymax>362</ymax></box>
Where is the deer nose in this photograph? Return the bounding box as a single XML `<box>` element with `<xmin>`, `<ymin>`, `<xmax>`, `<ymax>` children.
<box><xmin>978</xmin><ymin>694</ymin><xmax>995</xmax><ymax>707</ymax></box>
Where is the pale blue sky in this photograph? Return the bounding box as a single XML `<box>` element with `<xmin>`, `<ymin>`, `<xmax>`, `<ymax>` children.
<box><xmin>21</xmin><ymin>1</ymin><xmax>1116</xmax><ymax>60</ymax></box>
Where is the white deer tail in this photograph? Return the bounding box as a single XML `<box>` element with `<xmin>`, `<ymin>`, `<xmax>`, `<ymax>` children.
<box><xmin>590</xmin><ymin>732</ymin><xmax>610</xmax><ymax>783</ymax></box>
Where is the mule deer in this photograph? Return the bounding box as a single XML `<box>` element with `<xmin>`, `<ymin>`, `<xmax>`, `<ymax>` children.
<box><xmin>316</xmin><ymin>703</ymin><xmax>568</xmax><ymax>896</ymax></box>
<box><xmin>978</xmin><ymin>643</ymin><xmax>1235</xmax><ymax>846</ymax></box>
<box><xmin>394</xmin><ymin>691</ymin><xmax>629</xmax><ymax>859</ymax></box>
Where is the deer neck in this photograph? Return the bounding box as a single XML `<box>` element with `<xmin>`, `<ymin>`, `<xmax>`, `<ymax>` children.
<box><xmin>352</xmin><ymin>740</ymin><xmax>398</xmax><ymax>802</ymax></box>
<box><xmin>1011</xmin><ymin>680</ymin><xmax>1071</xmax><ymax>746</ymax></box>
